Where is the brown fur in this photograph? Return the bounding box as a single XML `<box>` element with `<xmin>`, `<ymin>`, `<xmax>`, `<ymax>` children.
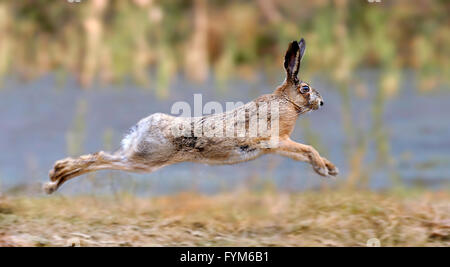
<box><xmin>44</xmin><ymin>38</ymin><xmax>338</xmax><ymax>194</ymax></box>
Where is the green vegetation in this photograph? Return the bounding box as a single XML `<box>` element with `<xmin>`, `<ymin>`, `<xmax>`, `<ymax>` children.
<box><xmin>0</xmin><ymin>0</ymin><xmax>447</xmax><ymax>90</ymax></box>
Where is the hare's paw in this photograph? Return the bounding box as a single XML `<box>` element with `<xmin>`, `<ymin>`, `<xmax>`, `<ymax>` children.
<box><xmin>312</xmin><ymin>157</ymin><xmax>339</xmax><ymax>177</ymax></box>
<box><xmin>313</xmin><ymin>164</ymin><xmax>329</xmax><ymax>177</ymax></box>
<box><xmin>327</xmin><ymin>165</ymin><xmax>339</xmax><ymax>176</ymax></box>
<box><xmin>323</xmin><ymin>158</ymin><xmax>339</xmax><ymax>176</ymax></box>
<box><xmin>49</xmin><ymin>158</ymin><xmax>74</xmax><ymax>182</ymax></box>
<box><xmin>43</xmin><ymin>181</ymin><xmax>58</xmax><ymax>194</ymax></box>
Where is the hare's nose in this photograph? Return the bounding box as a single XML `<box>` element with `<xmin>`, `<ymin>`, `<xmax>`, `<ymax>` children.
<box><xmin>320</xmin><ymin>101</ymin><xmax>324</xmax><ymax>106</ymax></box>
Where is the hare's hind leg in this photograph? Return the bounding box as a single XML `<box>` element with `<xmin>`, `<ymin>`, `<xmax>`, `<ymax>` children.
<box><xmin>274</xmin><ymin>139</ymin><xmax>338</xmax><ymax>177</ymax></box>
<box><xmin>44</xmin><ymin>151</ymin><xmax>153</xmax><ymax>194</ymax></box>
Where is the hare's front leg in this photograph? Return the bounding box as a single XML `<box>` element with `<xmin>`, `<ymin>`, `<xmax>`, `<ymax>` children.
<box><xmin>275</xmin><ymin>139</ymin><xmax>338</xmax><ymax>177</ymax></box>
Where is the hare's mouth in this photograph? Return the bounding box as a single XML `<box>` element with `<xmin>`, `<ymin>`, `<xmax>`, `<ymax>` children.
<box><xmin>309</xmin><ymin>102</ymin><xmax>320</xmax><ymax>110</ymax></box>
<box><xmin>311</xmin><ymin>105</ymin><xmax>320</xmax><ymax>110</ymax></box>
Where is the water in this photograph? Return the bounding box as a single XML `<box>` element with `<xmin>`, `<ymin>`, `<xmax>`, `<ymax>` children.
<box><xmin>1</xmin><ymin>72</ymin><xmax>449</xmax><ymax>195</ymax></box>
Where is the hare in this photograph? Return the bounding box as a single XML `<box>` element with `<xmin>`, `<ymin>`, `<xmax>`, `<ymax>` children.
<box><xmin>44</xmin><ymin>38</ymin><xmax>338</xmax><ymax>194</ymax></box>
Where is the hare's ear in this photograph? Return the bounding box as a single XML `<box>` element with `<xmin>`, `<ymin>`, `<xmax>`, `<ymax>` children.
<box><xmin>284</xmin><ymin>41</ymin><xmax>299</xmax><ymax>82</ymax></box>
<box><xmin>298</xmin><ymin>38</ymin><xmax>306</xmax><ymax>72</ymax></box>
<box><xmin>283</xmin><ymin>38</ymin><xmax>306</xmax><ymax>83</ymax></box>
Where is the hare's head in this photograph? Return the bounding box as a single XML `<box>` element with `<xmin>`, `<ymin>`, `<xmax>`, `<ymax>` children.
<box><xmin>281</xmin><ymin>38</ymin><xmax>323</xmax><ymax>111</ymax></box>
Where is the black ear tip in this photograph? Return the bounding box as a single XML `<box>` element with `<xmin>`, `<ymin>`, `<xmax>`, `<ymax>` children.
<box><xmin>290</xmin><ymin>40</ymin><xmax>299</xmax><ymax>48</ymax></box>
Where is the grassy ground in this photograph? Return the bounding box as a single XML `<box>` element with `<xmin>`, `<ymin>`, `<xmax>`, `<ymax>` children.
<box><xmin>0</xmin><ymin>190</ymin><xmax>449</xmax><ymax>247</ymax></box>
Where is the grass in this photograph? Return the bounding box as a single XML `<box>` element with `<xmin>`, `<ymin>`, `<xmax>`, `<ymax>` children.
<box><xmin>0</xmin><ymin>190</ymin><xmax>449</xmax><ymax>247</ymax></box>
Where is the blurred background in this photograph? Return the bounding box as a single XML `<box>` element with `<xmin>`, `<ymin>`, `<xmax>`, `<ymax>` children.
<box><xmin>0</xmin><ymin>0</ymin><xmax>449</xmax><ymax>196</ymax></box>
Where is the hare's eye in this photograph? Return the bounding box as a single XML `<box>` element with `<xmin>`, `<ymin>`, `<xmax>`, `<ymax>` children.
<box><xmin>301</xmin><ymin>85</ymin><xmax>310</xmax><ymax>93</ymax></box>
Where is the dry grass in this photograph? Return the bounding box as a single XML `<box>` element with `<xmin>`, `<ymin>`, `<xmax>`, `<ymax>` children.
<box><xmin>0</xmin><ymin>190</ymin><xmax>449</xmax><ymax>247</ymax></box>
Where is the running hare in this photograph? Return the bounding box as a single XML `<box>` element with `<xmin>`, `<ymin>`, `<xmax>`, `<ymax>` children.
<box><xmin>44</xmin><ymin>38</ymin><xmax>338</xmax><ymax>194</ymax></box>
